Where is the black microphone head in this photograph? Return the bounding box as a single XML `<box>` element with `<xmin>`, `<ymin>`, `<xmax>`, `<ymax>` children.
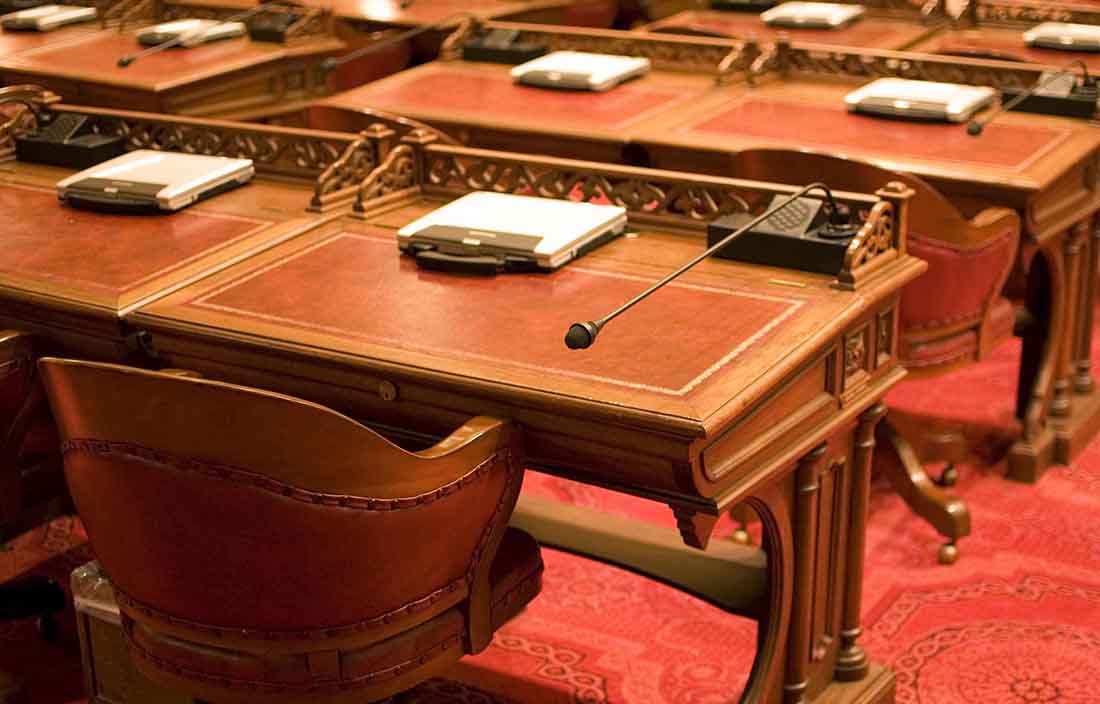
<box><xmin>966</xmin><ymin>121</ymin><xmax>983</xmax><ymax>137</ymax></box>
<box><xmin>321</xmin><ymin>56</ymin><xmax>339</xmax><ymax>72</ymax></box>
<box><xmin>565</xmin><ymin>321</ymin><xmax>600</xmax><ymax>350</ymax></box>
<box><xmin>117</xmin><ymin>56</ymin><xmax>135</xmax><ymax>67</ymax></box>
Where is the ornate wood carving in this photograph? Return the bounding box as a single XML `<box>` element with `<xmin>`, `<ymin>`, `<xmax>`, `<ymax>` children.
<box><xmin>0</xmin><ymin>86</ymin><xmax>59</xmax><ymax>159</ymax></box>
<box><xmin>159</xmin><ymin>2</ymin><xmax>331</xmax><ymax>39</ymax></box>
<box><xmin>971</xmin><ymin>1</ymin><xmax>1100</xmax><ymax>26</ymax></box>
<box><xmin>445</xmin><ymin>21</ymin><xmax>759</xmax><ymax>78</ymax></box>
<box><xmin>354</xmin><ymin>140</ymin><xmax>905</xmax><ymax>289</ymax></box>
<box><xmin>755</xmin><ymin>40</ymin><xmax>1043</xmax><ymax>91</ymax></box>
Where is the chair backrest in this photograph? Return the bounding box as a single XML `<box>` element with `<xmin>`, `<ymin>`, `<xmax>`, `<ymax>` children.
<box><xmin>729</xmin><ymin>149</ymin><xmax>1020</xmax><ymax>367</ymax></box>
<box><xmin>38</xmin><ymin>358</ymin><xmax>524</xmax><ymax>657</ymax></box>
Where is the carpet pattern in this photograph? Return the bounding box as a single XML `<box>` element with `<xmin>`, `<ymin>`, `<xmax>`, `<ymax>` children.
<box><xmin>5</xmin><ymin>341</ymin><xmax>1100</xmax><ymax>704</ymax></box>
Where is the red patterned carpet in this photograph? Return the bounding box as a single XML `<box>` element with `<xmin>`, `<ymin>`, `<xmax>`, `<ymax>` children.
<box><xmin>5</xmin><ymin>341</ymin><xmax>1100</xmax><ymax>704</ymax></box>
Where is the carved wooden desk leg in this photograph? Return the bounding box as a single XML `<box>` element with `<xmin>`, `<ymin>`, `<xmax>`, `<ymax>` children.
<box><xmin>784</xmin><ymin>444</ymin><xmax>827</xmax><ymax>704</ymax></box>
<box><xmin>836</xmin><ymin>403</ymin><xmax>885</xmax><ymax>681</ymax></box>
<box><xmin>1073</xmin><ymin>215</ymin><xmax>1099</xmax><ymax>395</ymax></box>
<box><xmin>1051</xmin><ymin>227</ymin><xmax>1084</xmax><ymax>420</ymax></box>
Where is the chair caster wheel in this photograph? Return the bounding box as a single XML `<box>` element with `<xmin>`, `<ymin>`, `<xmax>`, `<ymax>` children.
<box><xmin>934</xmin><ymin>464</ymin><xmax>958</xmax><ymax>487</ymax></box>
<box><xmin>938</xmin><ymin>542</ymin><xmax>959</xmax><ymax>565</ymax></box>
<box><xmin>731</xmin><ymin>528</ymin><xmax>752</xmax><ymax>546</ymax></box>
<box><xmin>37</xmin><ymin>614</ymin><xmax>59</xmax><ymax>641</ymax></box>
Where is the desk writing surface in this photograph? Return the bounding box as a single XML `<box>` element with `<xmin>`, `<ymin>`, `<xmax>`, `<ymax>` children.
<box><xmin>642</xmin><ymin>9</ymin><xmax>935</xmax><ymax>50</ymax></box>
<box><xmin>0</xmin><ymin>32</ymin><xmax>335</xmax><ymax>91</ymax></box>
<box><xmin>912</xmin><ymin>26</ymin><xmax>1100</xmax><ymax>71</ymax></box>
<box><xmin>0</xmin><ymin>162</ymin><xmax>321</xmax><ymax>317</ymax></box>
<box><xmin>131</xmin><ymin>199</ymin><xmax>884</xmax><ymax>429</ymax></box>
<box><xmin>637</xmin><ymin>80</ymin><xmax>1100</xmax><ymax>193</ymax></box>
<box><xmin>0</xmin><ymin>23</ymin><xmax>98</xmax><ymax>57</ymax></box>
<box><xmin>314</xmin><ymin>62</ymin><xmax>711</xmax><ymax>140</ymax></box>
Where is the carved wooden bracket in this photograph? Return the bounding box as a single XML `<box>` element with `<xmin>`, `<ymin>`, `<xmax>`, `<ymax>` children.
<box><xmin>751</xmin><ymin>42</ymin><xmax>1045</xmax><ymax>92</ymax></box>
<box><xmin>440</xmin><ymin>15</ymin><xmax>479</xmax><ymax>62</ymax></box>
<box><xmin>971</xmin><ymin>0</ymin><xmax>1099</xmax><ymax>26</ymax></box>
<box><xmin>835</xmin><ymin>181</ymin><xmax>914</xmax><ymax>291</ymax></box>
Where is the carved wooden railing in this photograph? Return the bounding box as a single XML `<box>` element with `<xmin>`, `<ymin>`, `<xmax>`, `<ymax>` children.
<box><xmin>442</xmin><ymin>20</ymin><xmax>760</xmax><ymax>84</ymax></box>
<box><xmin>0</xmin><ymin>89</ymin><xmax>425</xmax><ymax>212</ymax></box>
<box><xmin>966</xmin><ymin>0</ymin><xmax>1100</xmax><ymax>26</ymax></box>
<box><xmin>352</xmin><ymin>135</ymin><xmax>911</xmax><ymax>289</ymax></box>
<box><xmin>752</xmin><ymin>40</ymin><xmax>1046</xmax><ymax>90</ymax></box>
<box><xmin>119</xmin><ymin>0</ymin><xmax>333</xmax><ymax>38</ymax></box>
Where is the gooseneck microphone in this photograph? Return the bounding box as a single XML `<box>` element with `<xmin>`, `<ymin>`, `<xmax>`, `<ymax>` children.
<box><xmin>967</xmin><ymin>60</ymin><xmax>1093</xmax><ymax>136</ymax></box>
<box><xmin>320</xmin><ymin>11</ymin><xmax>472</xmax><ymax>73</ymax></box>
<box><xmin>117</xmin><ymin>2</ymin><xmax>278</xmax><ymax>67</ymax></box>
<box><xmin>564</xmin><ymin>182</ymin><xmax>841</xmax><ymax>350</ymax></box>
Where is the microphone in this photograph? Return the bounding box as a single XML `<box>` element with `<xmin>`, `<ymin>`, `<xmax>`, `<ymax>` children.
<box><xmin>967</xmin><ymin>60</ymin><xmax>1094</xmax><ymax>136</ymax></box>
<box><xmin>564</xmin><ymin>182</ymin><xmax>843</xmax><ymax>350</ymax></box>
<box><xmin>117</xmin><ymin>2</ymin><xmax>280</xmax><ymax>67</ymax></box>
<box><xmin>320</xmin><ymin>12</ymin><xmax>472</xmax><ymax>72</ymax></box>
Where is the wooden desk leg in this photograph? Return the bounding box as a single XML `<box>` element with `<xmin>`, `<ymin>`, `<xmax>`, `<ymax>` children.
<box><xmin>1074</xmin><ymin>215</ymin><xmax>1098</xmax><ymax>395</ymax></box>
<box><xmin>783</xmin><ymin>444</ymin><xmax>827</xmax><ymax>704</ymax></box>
<box><xmin>1051</xmin><ymin>227</ymin><xmax>1083</xmax><ymax>420</ymax></box>
<box><xmin>1008</xmin><ymin>240</ymin><xmax>1061</xmax><ymax>482</ymax></box>
<box><xmin>836</xmin><ymin>403</ymin><xmax>885</xmax><ymax>682</ymax></box>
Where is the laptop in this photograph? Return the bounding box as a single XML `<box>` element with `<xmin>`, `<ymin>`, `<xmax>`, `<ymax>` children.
<box><xmin>510</xmin><ymin>51</ymin><xmax>651</xmax><ymax>91</ymax></box>
<box><xmin>398</xmin><ymin>192</ymin><xmax>627</xmax><ymax>272</ymax></box>
<box><xmin>56</xmin><ymin>150</ymin><xmax>254</xmax><ymax>212</ymax></box>
<box><xmin>1024</xmin><ymin>22</ymin><xmax>1100</xmax><ymax>53</ymax></box>
<box><xmin>1</xmin><ymin>4</ymin><xmax>95</xmax><ymax>31</ymax></box>
<box><xmin>844</xmin><ymin>78</ymin><xmax>997</xmax><ymax>122</ymax></box>
<box><xmin>137</xmin><ymin>18</ymin><xmax>246</xmax><ymax>47</ymax></box>
<box><xmin>760</xmin><ymin>2</ymin><xmax>865</xmax><ymax>29</ymax></box>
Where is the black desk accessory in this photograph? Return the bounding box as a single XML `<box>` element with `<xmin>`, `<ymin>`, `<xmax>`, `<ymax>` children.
<box><xmin>710</xmin><ymin>0</ymin><xmax>779</xmax><ymax>11</ymax></box>
<box><xmin>321</xmin><ymin>12</ymin><xmax>471</xmax><ymax>73</ymax></box>
<box><xmin>118</xmin><ymin>2</ymin><xmax>283</xmax><ymax>67</ymax></box>
<box><xmin>462</xmin><ymin>27</ymin><xmax>547</xmax><ymax>64</ymax></box>
<box><xmin>564</xmin><ymin>182</ymin><xmax>847</xmax><ymax>350</ymax></box>
<box><xmin>706</xmin><ymin>194</ymin><xmax>859</xmax><ymax>275</ymax></box>
<box><xmin>247</xmin><ymin>10</ymin><xmax>300</xmax><ymax>43</ymax></box>
<box><xmin>15</xmin><ymin>113</ymin><xmax>125</xmax><ymax>169</ymax></box>
<box><xmin>968</xmin><ymin>61</ymin><xmax>1098</xmax><ymax>134</ymax></box>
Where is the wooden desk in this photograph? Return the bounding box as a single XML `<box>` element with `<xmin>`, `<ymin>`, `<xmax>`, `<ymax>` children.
<box><xmin>0</xmin><ymin>30</ymin><xmax>343</xmax><ymax>120</ymax></box>
<box><xmin>621</xmin><ymin>45</ymin><xmax>1100</xmax><ymax>483</ymax></box>
<box><xmin>306</xmin><ymin>23</ymin><xmax>751</xmax><ymax>160</ymax></box>
<box><xmin>125</xmin><ymin>134</ymin><xmax>921</xmax><ymax>704</ymax></box>
<box><xmin>640</xmin><ymin>9</ymin><xmax>937</xmax><ymax>49</ymax></box>
<box><xmin>911</xmin><ymin>25</ymin><xmax>1100</xmax><ymax>69</ymax></box>
<box><xmin>0</xmin><ymin>99</ymin><xmax>922</xmax><ymax>704</ymax></box>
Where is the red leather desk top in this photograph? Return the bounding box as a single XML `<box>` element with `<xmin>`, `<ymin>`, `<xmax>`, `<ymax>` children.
<box><xmin>0</xmin><ymin>32</ymin><xmax>283</xmax><ymax>88</ymax></box>
<box><xmin>0</xmin><ymin>24</ymin><xmax>93</xmax><ymax>56</ymax></box>
<box><xmin>682</xmin><ymin>98</ymin><xmax>1069</xmax><ymax>171</ymax></box>
<box><xmin>0</xmin><ymin>183</ymin><xmax>277</xmax><ymax>314</ymax></box>
<box><xmin>318</xmin><ymin>64</ymin><xmax>699</xmax><ymax>133</ymax></box>
<box><xmin>644</xmin><ymin>10</ymin><xmax>931</xmax><ymax>49</ymax></box>
<box><xmin>913</xmin><ymin>27</ymin><xmax>1100</xmax><ymax>71</ymax></box>
<box><xmin>181</xmin><ymin>229</ymin><xmax>804</xmax><ymax>397</ymax></box>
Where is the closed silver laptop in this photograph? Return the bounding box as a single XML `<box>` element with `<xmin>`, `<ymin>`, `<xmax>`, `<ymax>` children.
<box><xmin>844</xmin><ymin>78</ymin><xmax>997</xmax><ymax>122</ymax></box>
<box><xmin>137</xmin><ymin>18</ymin><xmax>246</xmax><ymax>47</ymax></box>
<box><xmin>398</xmin><ymin>192</ymin><xmax>627</xmax><ymax>271</ymax></box>
<box><xmin>760</xmin><ymin>2</ymin><xmax>865</xmax><ymax>29</ymax></box>
<box><xmin>510</xmin><ymin>51</ymin><xmax>651</xmax><ymax>92</ymax></box>
<box><xmin>1024</xmin><ymin>22</ymin><xmax>1100</xmax><ymax>52</ymax></box>
<box><xmin>1</xmin><ymin>4</ymin><xmax>95</xmax><ymax>31</ymax></box>
<box><xmin>56</xmin><ymin>150</ymin><xmax>254</xmax><ymax>212</ymax></box>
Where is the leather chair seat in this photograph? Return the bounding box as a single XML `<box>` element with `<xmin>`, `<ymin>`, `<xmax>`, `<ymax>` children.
<box><xmin>904</xmin><ymin>297</ymin><xmax>1015</xmax><ymax>370</ymax></box>
<box><xmin>122</xmin><ymin>527</ymin><xmax>542</xmax><ymax>703</ymax></box>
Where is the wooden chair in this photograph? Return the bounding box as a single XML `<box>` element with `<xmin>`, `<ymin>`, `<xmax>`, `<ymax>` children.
<box><xmin>39</xmin><ymin>358</ymin><xmax>542</xmax><ymax>704</ymax></box>
<box><xmin>729</xmin><ymin>149</ymin><xmax>1021</xmax><ymax>564</ymax></box>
